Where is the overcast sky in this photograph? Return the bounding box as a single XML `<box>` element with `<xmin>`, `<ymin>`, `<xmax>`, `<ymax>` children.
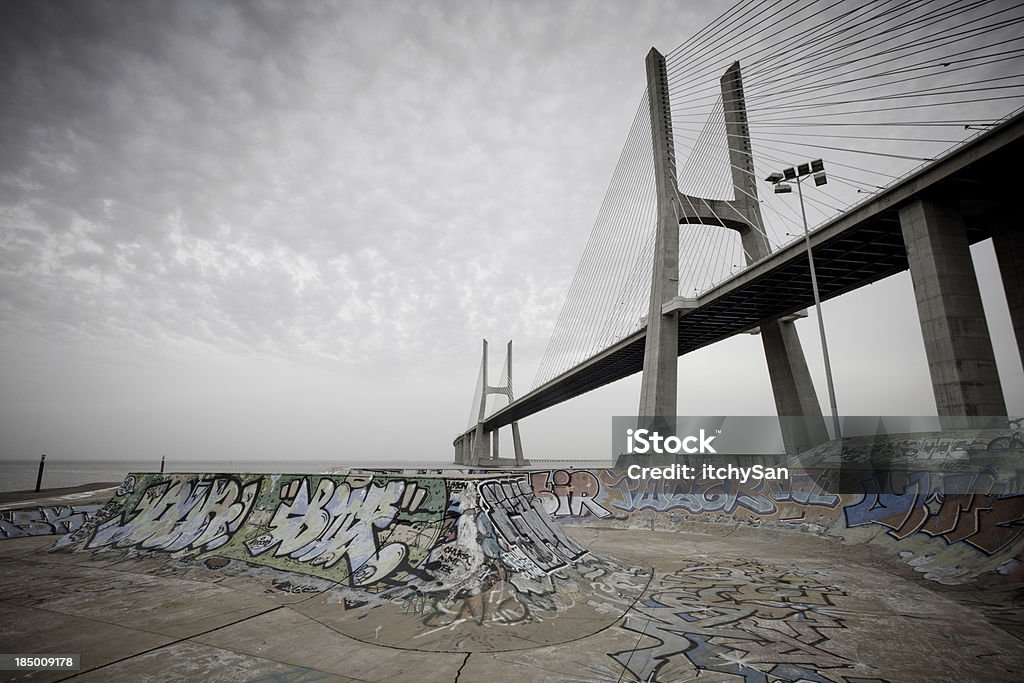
<box><xmin>1</xmin><ymin>0</ymin><xmax>1021</xmax><ymax>465</ymax></box>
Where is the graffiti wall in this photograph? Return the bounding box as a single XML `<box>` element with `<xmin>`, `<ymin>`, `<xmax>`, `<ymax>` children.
<box><xmin>55</xmin><ymin>468</ymin><xmax>1024</xmax><ymax>588</ymax></box>
<box><xmin>0</xmin><ymin>504</ymin><xmax>102</xmax><ymax>539</ymax></box>
<box><xmin>604</xmin><ymin>558</ymin><xmax>882</xmax><ymax>683</ymax></box>
<box><xmin>527</xmin><ymin>467</ymin><xmax>1024</xmax><ymax>585</ymax></box>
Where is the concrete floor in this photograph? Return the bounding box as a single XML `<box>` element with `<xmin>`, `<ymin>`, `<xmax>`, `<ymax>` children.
<box><xmin>1</xmin><ymin>519</ymin><xmax>1022</xmax><ymax>682</ymax></box>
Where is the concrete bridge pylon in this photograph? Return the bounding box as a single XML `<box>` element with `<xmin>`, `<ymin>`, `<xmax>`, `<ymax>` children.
<box><xmin>639</xmin><ymin>48</ymin><xmax>829</xmax><ymax>452</ymax></box>
<box><xmin>454</xmin><ymin>339</ymin><xmax>528</xmax><ymax>467</ymax></box>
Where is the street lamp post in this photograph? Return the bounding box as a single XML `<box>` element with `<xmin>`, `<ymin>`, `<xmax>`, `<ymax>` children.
<box><xmin>766</xmin><ymin>160</ymin><xmax>842</xmax><ymax>440</ymax></box>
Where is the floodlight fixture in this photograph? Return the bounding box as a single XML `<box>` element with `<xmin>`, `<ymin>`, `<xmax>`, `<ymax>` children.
<box><xmin>762</xmin><ymin>158</ymin><xmax>840</xmax><ymax>440</ymax></box>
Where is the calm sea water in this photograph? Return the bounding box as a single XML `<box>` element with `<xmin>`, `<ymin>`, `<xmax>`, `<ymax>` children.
<box><xmin>0</xmin><ymin>458</ymin><xmax>457</xmax><ymax>493</ymax></box>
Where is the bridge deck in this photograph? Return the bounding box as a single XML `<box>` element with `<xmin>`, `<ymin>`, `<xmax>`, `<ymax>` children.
<box><xmin>476</xmin><ymin>110</ymin><xmax>1023</xmax><ymax>433</ymax></box>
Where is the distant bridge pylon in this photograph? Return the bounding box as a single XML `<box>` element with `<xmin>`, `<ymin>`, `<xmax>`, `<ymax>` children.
<box><xmin>454</xmin><ymin>339</ymin><xmax>527</xmax><ymax>467</ymax></box>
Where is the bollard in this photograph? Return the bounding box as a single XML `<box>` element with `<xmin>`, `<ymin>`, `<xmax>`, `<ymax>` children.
<box><xmin>35</xmin><ymin>454</ymin><xmax>46</xmax><ymax>492</ymax></box>
<box><xmin>160</xmin><ymin>455</ymin><xmax>165</xmax><ymax>473</ymax></box>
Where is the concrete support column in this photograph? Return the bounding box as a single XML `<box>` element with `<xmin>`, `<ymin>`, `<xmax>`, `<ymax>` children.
<box><xmin>899</xmin><ymin>197</ymin><xmax>1006</xmax><ymax>425</ymax></box>
<box><xmin>722</xmin><ymin>60</ymin><xmax>828</xmax><ymax>452</ymax></box>
<box><xmin>491</xmin><ymin>428</ymin><xmax>499</xmax><ymax>460</ymax></box>
<box><xmin>638</xmin><ymin>48</ymin><xmax>680</xmax><ymax>428</ymax></box>
<box><xmin>512</xmin><ymin>422</ymin><xmax>525</xmax><ymax>465</ymax></box>
<box><xmin>721</xmin><ymin>62</ymin><xmax>770</xmax><ymax>255</ymax></box>
<box><xmin>992</xmin><ymin>222</ymin><xmax>1024</xmax><ymax>365</ymax></box>
<box><xmin>760</xmin><ymin>319</ymin><xmax>830</xmax><ymax>452</ymax></box>
<box><xmin>472</xmin><ymin>424</ymin><xmax>488</xmax><ymax>465</ymax></box>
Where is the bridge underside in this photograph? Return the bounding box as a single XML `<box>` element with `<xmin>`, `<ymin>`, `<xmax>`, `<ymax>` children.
<box><xmin>478</xmin><ymin>113</ymin><xmax>1021</xmax><ymax>433</ymax></box>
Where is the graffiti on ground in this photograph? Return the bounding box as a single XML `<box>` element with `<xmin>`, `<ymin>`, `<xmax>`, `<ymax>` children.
<box><xmin>600</xmin><ymin>558</ymin><xmax>891</xmax><ymax>683</ymax></box>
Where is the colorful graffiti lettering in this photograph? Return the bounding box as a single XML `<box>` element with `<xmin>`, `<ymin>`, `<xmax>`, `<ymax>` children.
<box><xmin>216</xmin><ymin>474</ymin><xmax>446</xmax><ymax>588</ymax></box>
<box><xmin>54</xmin><ymin>471</ymin><xmax>650</xmax><ymax>644</ymax></box>
<box><xmin>54</xmin><ymin>466</ymin><xmax>1024</xmax><ymax>600</ymax></box>
<box><xmin>244</xmin><ymin>477</ymin><xmax>415</xmax><ymax>585</ymax></box>
<box><xmin>844</xmin><ymin>486</ymin><xmax>1024</xmax><ymax>555</ymax></box>
<box><xmin>116</xmin><ymin>475</ymin><xmax>136</xmax><ymax>496</ymax></box>
<box><xmin>530</xmin><ymin>469</ymin><xmax>612</xmax><ymax>518</ymax></box>
<box><xmin>597</xmin><ymin>469</ymin><xmax>839</xmax><ymax>516</ymax></box>
<box><xmin>480</xmin><ymin>478</ymin><xmax>590</xmax><ymax>573</ymax></box>
<box><xmin>86</xmin><ymin>476</ymin><xmax>260</xmax><ymax>552</ymax></box>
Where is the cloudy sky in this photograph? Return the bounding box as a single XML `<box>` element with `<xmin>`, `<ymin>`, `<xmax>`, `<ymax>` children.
<box><xmin>1</xmin><ymin>0</ymin><xmax>1021</xmax><ymax>465</ymax></box>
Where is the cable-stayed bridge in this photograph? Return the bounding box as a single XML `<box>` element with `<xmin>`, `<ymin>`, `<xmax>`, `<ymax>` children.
<box><xmin>456</xmin><ymin>0</ymin><xmax>1024</xmax><ymax>466</ymax></box>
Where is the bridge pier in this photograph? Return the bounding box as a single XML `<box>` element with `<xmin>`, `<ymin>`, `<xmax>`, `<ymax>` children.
<box><xmin>511</xmin><ymin>422</ymin><xmax>525</xmax><ymax>466</ymax></box>
<box><xmin>472</xmin><ymin>422</ymin><xmax>489</xmax><ymax>465</ymax></box>
<box><xmin>638</xmin><ymin>48</ymin><xmax>680</xmax><ymax>430</ymax></box>
<box><xmin>455</xmin><ymin>423</ymin><xmax>525</xmax><ymax>468</ymax></box>
<box><xmin>899</xmin><ymin>196</ymin><xmax>1006</xmax><ymax>426</ymax></box>
<box><xmin>720</xmin><ymin>61</ymin><xmax>829</xmax><ymax>452</ymax></box>
<box><xmin>455</xmin><ymin>435</ymin><xmax>471</xmax><ymax>466</ymax></box>
<box><xmin>993</xmin><ymin>221</ymin><xmax>1024</xmax><ymax>365</ymax></box>
<box><xmin>760</xmin><ymin>319</ymin><xmax>830</xmax><ymax>451</ymax></box>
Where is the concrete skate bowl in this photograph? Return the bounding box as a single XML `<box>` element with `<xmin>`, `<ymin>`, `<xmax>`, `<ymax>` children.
<box><xmin>51</xmin><ymin>472</ymin><xmax>653</xmax><ymax>653</ymax></box>
<box><xmin>523</xmin><ymin>466</ymin><xmax>1024</xmax><ymax>587</ymax></box>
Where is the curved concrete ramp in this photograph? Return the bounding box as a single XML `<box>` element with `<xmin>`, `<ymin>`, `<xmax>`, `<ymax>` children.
<box><xmin>52</xmin><ymin>472</ymin><xmax>652</xmax><ymax>652</ymax></box>
<box><xmin>39</xmin><ymin>468</ymin><xmax>1024</xmax><ymax>680</ymax></box>
<box><xmin>525</xmin><ymin>466</ymin><xmax>1024</xmax><ymax>587</ymax></box>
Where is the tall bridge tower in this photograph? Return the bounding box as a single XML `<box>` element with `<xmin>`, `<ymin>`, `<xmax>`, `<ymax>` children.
<box><xmin>639</xmin><ymin>49</ymin><xmax>829</xmax><ymax>452</ymax></box>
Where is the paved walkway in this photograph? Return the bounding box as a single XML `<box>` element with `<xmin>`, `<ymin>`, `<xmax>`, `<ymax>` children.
<box><xmin>1</xmin><ymin>522</ymin><xmax>1021</xmax><ymax>682</ymax></box>
<box><xmin>0</xmin><ymin>484</ymin><xmax>120</xmax><ymax>511</ymax></box>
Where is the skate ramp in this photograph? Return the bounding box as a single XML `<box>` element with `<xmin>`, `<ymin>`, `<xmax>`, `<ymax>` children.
<box><xmin>524</xmin><ymin>463</ymin><xmax>1024</xmax><ymax>587</ymax></box>
<box><xmin>32</xmin><ymin>466</ymin><xmax>1024</xmax><ymax>679</ymax></box>
<box><xmin>52</xmin><ymin>472</ymin><xmax>652</xmax><ymax>652</ymax></box>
